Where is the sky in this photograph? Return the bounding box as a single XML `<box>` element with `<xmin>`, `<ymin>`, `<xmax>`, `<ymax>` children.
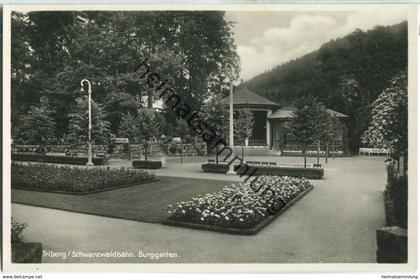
<box><xmin>225</xmin><ymin>10</ymin><xmax>407</xmax><ymax>81</ymax></box>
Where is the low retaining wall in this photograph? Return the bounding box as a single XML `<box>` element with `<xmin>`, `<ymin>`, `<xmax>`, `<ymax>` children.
<box><xmin>12</xmin><ymin>142</ymin><xmax>207</xmax><ymax>160</ymax></box>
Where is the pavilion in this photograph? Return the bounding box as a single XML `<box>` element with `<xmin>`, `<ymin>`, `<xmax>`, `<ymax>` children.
<box><xmin>221</xmin><ymin>87</ymin><xmax>349</xmax><ymax>155</ymax></box>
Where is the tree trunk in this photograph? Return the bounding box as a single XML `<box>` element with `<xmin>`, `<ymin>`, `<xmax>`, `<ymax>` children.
<box><xmin>241</xmin><ymin>144</ymin><xmax>244</xmax><ymax>161</ymax></box>
<box><xmin>303</xmin><ymin>146</ymin><xmax>307</xmax><ymax>168</ymax></box>
<box><xmin>325</xmin><ymin>141</ymin><xmax>329</xmax><ymax>164</ymax></box>
<box><xmin>144</xmin><ymin>141</ymin><xmax>148</xmax><ymax>161</ymax></box>
<box><xmin>332</xmin><ymin>138</ymin><xmax>335</xmax><ymax>159</ymax></box>
<box><xmin>317</xmin><ymin>140</ymin><xmax>320</xmax><ymax>164</ymax></box>
<box><xmin>216</xmin><ymin>144</ymin><xmax>219</xmax><ymax>165</ymax></box>
<box><xmin>180</xmin><ymin>141</ymin><xmax>183</xmax><ymax>164</ymax></box>
<box><xmin>147</xmin><ymin>89</ymin><xmax>153</xmax><ymax>109</ymax></box>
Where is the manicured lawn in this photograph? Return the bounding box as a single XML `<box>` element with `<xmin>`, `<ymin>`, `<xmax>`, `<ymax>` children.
<box><xmin>12</xmin><ymin>176</ymin><xmax>231</xmax><ymax>223</ymax></box>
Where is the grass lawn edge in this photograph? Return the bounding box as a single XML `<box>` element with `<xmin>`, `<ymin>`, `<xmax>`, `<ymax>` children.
<box><xmin>162</xmin><ymin>184</ymin><xmax>314</xmax><ymax>235</ymax></box>
<box><xmin>12</xmin><ymin>178</ymin><xmax>159</xmax><ymax>195</ymax></box>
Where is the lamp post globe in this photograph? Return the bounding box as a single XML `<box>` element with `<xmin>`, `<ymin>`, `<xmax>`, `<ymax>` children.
<box><xmin>80</xmin><ymin>79</ymin><xmax>94</xmax><ymax>167</ymax></box>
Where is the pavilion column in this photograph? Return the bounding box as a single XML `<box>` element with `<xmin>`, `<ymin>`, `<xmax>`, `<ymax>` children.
<box><xmin>266</xmin><ymin>110</ymin><xmax>272</xmax><ymax>148</ymax></box>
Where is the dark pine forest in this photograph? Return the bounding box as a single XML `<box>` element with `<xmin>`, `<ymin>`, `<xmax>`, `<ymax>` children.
<box><xmin>245</xmin><ymin>22</ymin><xmax>407</xmax><ymax>152</ymax></box>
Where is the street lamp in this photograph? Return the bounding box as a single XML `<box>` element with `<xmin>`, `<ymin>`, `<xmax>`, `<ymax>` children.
<box><xmin>80</xmin><ymin>79</ymin><xmax>94</xmax><ymax>166</ymax></box>
<box><xmin>225</xmin><ymin>64</ymin><xmax>236</xmax><ymax>175</ymax></box>
<box><xmin>227</xmin><ymin>81</ymin><xmax>236</xmax><ymax>175</ymax></box>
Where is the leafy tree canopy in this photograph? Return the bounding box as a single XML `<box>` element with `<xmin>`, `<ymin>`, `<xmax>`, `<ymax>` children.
<box><xmin>234</xmin><ymin>109</ymin><xmax>254</xmax><ymax>145</ymax></box>
<box><xmin>11</xmin><ymin>11</ymin><xmax>240</xmax><ymax>141</ymax></box>
<box><xmin>361</xmin><ymin>69</ymin><xmax>407</xmax><ymax>159</ymax></box>
<box><xmin>14</xmin><ymin>97</ymin><xmax>56</xmax><ymax>145</ymax></box>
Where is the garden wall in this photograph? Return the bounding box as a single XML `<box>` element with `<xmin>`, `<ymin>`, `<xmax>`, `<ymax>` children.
<box><xmin>12</xmin><ymin>142</ymin><xmax>207</xmax><ymax>160</ymax></box>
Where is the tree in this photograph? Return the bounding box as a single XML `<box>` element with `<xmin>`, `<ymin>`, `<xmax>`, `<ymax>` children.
<box><xmin>14</xmin><ymin>97</ymin><xmax>56</xmax><ymax>146</ymax></box>
<box><xmin>287</xmin><ymin>96</ymin><xmax>325</xmax><ymax>168</ymax></box>
<box><xmin>313</xmin><ymin>108</ymin><xmax>331</xmax><ymax>164</ymax></box>
<box><xmin>199</xmin><ymin>95</ymin><xmax>229</xmax><ymax>163</ymax></box>
<box><xmin>323</xmin><ymin>114</ymin><xmax>343</xmax><ymax>162</ymax></box>
<box><xmin>118</xmin><ymin>112</ymin><xmax>139</xmax><ymax>143</ymax></box>
<box><xmin>118</xmin><ymin>108</ymin><xmax>161</xmax><ymax>161</ymax></box>
<box><xmin>137</xmin><ymin>109</ymin><xmax>161</xmax><ymax>161</ymax></box>
<box><xmin>66</xmin><ymin>96</ymin><xmax>110</xmax><ymax>146</ymax></box>
<box><xmin>174</xmin><ymin>118</ymin><xmax>191</xmax><ymax>142</ymax></box>
<box><xmin>234</xmin><ymin>109</ymin><xmax>254</xmax><ymax>160</ymax></box>
<box><xmin>11</xmin><ymin>11</ymin><xmax>240</xmax><ymax>140</ymax></box>
<box><xmin>362</xmin><ymin>70</ymin><xmax>407</xmax><ymax>161</ymax></box>
<box><xmin>199</xmin><ymin>95</ymin><xmax>229</xmax><ymax>137</ymax></box>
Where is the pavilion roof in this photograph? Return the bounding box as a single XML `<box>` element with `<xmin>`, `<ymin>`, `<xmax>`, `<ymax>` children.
<box><xmin>268</xmin><ymin>106</ymin><xmax>348</xmax><ymax>119</ymax></box>
<box><xmin>221</xmin><ymin>87</ymin><xmax>280</xmax><ymax>109</ymax></box>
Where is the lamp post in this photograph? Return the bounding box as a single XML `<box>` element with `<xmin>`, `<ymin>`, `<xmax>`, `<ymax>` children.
<box><xmin>80</xmin><ymin>79</ymin><xmax>94</xmax><ymax>166</ymax></box>
<box><xmin>227</xmin><ymin>81</ymin><xmax>236</xmax><ymax>175</ymax></box>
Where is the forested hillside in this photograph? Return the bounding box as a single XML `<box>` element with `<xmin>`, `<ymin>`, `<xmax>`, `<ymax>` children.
<box><xmin>246</xmin><ymin>22</ymin><xmax>407</xmax><ymax>152</ymax></box>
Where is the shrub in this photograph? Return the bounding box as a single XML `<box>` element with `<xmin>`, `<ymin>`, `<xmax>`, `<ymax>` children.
<box><xmin>11</xmin><ymin>163</ymin><xmax>155</xmax><ymax>193</ymax></box>
<box><xmin>11</xmin><ymin>218</ymin><xmax>27</xmax><ymax>244</ymax></box>
<box><xmin>384</xmin><ymin>164</ymin><xmax>407</xmax><ymax>229</ymax></box>
<box><xmin>12</xmin><ymin>153</ymin><xmax>107</xmax><ymax>165</ymax></box>
<box><xmin>167</xmin><ymin>175</ymin><xmax>312</xmax><ymax>229</ymax></box>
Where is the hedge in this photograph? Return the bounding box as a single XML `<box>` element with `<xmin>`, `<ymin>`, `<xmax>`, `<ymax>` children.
<box><xmin>12</xmin><ymin>153</ymin><xmax>107</xmax><ymax>165</ymax></box>
<box><xmin>201</xmin><ymin>163</ymin><xmax>324</xmax><ymax>179</ymax></box>
<box><xmin>384</xmin><ymin>164</ymin><xmax>407</xmax><ymax>229</ymax></box>
<box><xmin>132</xmin><ymin>160</ymin><xmax>162</xmax><ymax>169</ymax></box>
<box><xmin>11</xmin><ymin>163</ymin><xmax>156</xmax><ymax>194</ymax></box>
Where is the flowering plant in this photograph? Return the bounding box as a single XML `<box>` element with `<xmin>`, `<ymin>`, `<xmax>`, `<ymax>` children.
<box><xmin>11</xmin><ymin>218</ymin><xmax>27</xmax><ymax>244</ymax></box>
<box><xmin>168</xmin><ymin>175</ymin><xmax>312</xmax><ymax>229</ymax></box>
<box><xmin>12</xmin><ymin>163</ymin><xmax>155</xmax><ymax>193</ymax></box>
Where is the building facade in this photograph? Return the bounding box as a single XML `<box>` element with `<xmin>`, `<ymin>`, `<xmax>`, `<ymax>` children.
<box><xmin>221</xmin><ymin>87</ymin><xmax>349</xmax><ymax>156</ymax></box>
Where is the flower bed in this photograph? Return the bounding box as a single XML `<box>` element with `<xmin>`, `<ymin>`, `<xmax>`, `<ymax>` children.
<box><xmin>11</xmin><ymin>163</ymin><xmax>156</xmax><ymax>194</ymax></box>
<box><xmin>201</xmin><ymin>163</ymin><xmax>324</xmax><ymax>179</ymax></box>
<box><xmin>164</xmin><ymin>175</ymin><xmax>313</xmax><ymax>234</ymax></box>
<box><xmin>132</xmin><ymin>160</ymin><xmax>162</xmax><ymax>169</ymax></box>
<box><xmin>12</xmin><ymin>153</ymin><xmax>107</xmax><ymax>165</ymax></box>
